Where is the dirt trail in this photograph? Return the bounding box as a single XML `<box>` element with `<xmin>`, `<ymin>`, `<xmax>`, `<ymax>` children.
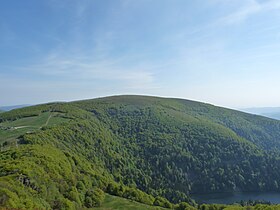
<box><xmin>45</xmin><ymin>114</ymin><xmax>52</xmax><ymax>126</ymax></box>
<box><xmin>14</xmin><ymin>126</ymin><xmax>30</xmax><ymax>130</ymax></box>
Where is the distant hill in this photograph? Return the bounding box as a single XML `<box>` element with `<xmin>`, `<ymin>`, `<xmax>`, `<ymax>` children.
<box><xmin>243</xmin><ymin>107</ymin><xmax>280</xmax><ymax>120</ymax></box>
<box><xmin>0</xmin><ymin>104</ymin><xmax>30</xmax><ymax>111</ymax></box>
<box><xmin>1</xmin><ymin>95</ymin><xmax>280</xmax><ymax>209</ymax></box>
<box><xmin>264</xmin><ymin>112</ymin><xmax>280</xmax><ymax>120</ymax></box>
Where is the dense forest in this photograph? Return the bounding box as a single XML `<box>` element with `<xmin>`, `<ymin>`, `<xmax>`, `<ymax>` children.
<box><xmin>1</xmin><ymin>95</ymin><xmax>280</xmax><ymax>209</ymax></box>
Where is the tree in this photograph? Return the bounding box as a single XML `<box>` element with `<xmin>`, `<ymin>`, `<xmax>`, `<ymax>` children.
<box><xmin>153</xmin><ymin>196</ymin><xmax>172</xmax><ymax>208</ymax></box>
<box><xmin>175</xmin><ymin>202</ymin><xmax>196</xmax><ymax>210</ymax></box>
<box><xmin>85</xmin><ymin>187</ymin><xmax>105</xmax><ymax>207</ymax></box>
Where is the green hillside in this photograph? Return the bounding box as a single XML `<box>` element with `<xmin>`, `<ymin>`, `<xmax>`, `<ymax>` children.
<box><xmin>92</xmin><ymin>195</ymin><xmax>280</xmax><ymax>210</ymax></box>
<box><xmin>1</xmin><ymin>95</ymin><xmax>280</xmax><ymax>209</ymax></box>
<box><xmin>93</xmin><ymin>194</ymin><xmax>168</xmax><ymax>210</ymax></box>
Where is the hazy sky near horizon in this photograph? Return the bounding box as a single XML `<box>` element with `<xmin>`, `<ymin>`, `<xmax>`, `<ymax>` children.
<box><xmin>1</xmin><ymin>0</ymin><xmax>280</xmax><ymax>108</ymax></box>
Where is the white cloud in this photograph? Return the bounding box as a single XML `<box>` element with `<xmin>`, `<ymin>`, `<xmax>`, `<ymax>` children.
<box><xmin>218</xmin><ymin>0</ymin><xmax>280</xmax><ymax>25</ymax></box>
<box><xmin>12</xmin><ymin>49</ymin><xmax>159</xmax><ymax>91</ymax></box>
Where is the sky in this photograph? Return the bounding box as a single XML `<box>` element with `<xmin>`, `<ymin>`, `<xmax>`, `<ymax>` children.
<box><xmin>1</xmin><ymin>0</ymin><xmax>280</xmax><ymax>108</ymax></box>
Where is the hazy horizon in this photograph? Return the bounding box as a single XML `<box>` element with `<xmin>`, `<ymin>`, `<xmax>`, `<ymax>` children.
<box><xmin>2</xmin><ymin>94</ymin><xmax>280</xmax><ymax>111</ymax></box>
<box><xmin>1</xmin><ymin>0</ymin><xmax>280</xmax><ymax>108</ymax></box>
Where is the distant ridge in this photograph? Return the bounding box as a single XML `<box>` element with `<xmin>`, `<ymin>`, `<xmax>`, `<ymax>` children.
<box><xmin>243</xmin><ymin>107</ymin><xmax>280</xmax><ymax>120</ymax></box>
<box><xmin>0</xmin><ymin>104</ymin><xmax>30</xmax><ymax>111</ymax></box>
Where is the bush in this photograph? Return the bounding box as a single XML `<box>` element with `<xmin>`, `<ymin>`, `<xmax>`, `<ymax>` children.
<box><xmin>153</xmin><ymin>196</ymin><xmax>173</xmax><ymax>208</ymax></box>
<box><xmin>176</xmin><ymin>202</ymin><xmax>196</xmax><ymax>210</ymax></box>
<box><xmin>84</xmin><ymin>187</ymin><xmax>105</xmax><ymax>207</ymax></box>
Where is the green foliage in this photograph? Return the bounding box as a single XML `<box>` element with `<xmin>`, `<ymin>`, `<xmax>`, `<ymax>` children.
<box><xmin>176</xmin><ymin>202</ymin><xmax>197</xmax><ymax>210</ymax></box>
<box><xmin>85</xmin><ymin>187</ymin><xmax>105</xmax><ymax>207</ymax></box>
<box><xmin>197</xmin><ymin>204</ymin><xmax>280</xmax><ymax>210</ymax></box>
<box><xmin>153</xmin><ymin>196</ymin><xmax>173</xmax><ymax>208</ymax></box>
<box><xmin>71</xmin><ymin>96</ymin><xmax>280</xmax><ymax>200</ymax></box>
<box><xmin>1</xmin><ymin>95</ymin><xmax>280</xmax><ymax>209</ymax></box>
<box><xmin>94</xmin><ymin>194</ymin><xmax>168</xmax><ymax>210</ymax></box>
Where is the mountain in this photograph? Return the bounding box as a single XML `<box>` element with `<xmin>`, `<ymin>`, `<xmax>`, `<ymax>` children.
<box><xmin>243</xmin><ymin>107</ymin><xmax>280</xmax><ymax>120</ymax></box>
<box><xmin>0</xmin><ymin>104</ymin><xmax>30</xmax><ymax>111</ymax></box>
<box><xmin>1</xmin><ymin>95</ymin><xmax>280</xmax><ymax>209</ymax></box>
<box><xmin>264</xmin><ymin>112</ymin><xmax>280</xmax><ymax>120</ymax></box>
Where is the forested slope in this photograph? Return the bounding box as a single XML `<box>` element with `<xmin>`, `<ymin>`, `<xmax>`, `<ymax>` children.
<box><xmin>1</xmin><ymin>95</ymin><xmax>280</xmax><ymax>209</ymax></box>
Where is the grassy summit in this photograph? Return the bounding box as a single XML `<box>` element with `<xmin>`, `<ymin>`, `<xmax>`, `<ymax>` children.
<box><xmin>1</xmin><ymin>95</ymin><xmax>280</xmax><ymax>209</ymax></box>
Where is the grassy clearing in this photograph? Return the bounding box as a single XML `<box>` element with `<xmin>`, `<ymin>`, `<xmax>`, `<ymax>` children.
<box><xmin>93</xmin><ymin>194</ymin><xmax>168</xmax><ymax>210</ymax></box>
<box><xmin>0</xmin><ymin>112</ymin><xmax>70</xmax><ymax>143</ymax></box>
<box><xmin>1</xmin><ymin>112</ymin><xmax>52</xmax><ymax>128</ymax></box>
<box><xmin>47</xmin><ymin>114</ymin><xmax>71</xmax><ymax>126</ymax></box>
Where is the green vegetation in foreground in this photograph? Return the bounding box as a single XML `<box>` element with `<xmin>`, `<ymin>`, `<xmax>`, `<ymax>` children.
<box><xmin>91</xmin><ymin>194</ymin><xmax>280</xmax><ymax>210</ymax></box>
<box><xmin>93</xmin><ymin>194</ymin><xmax>280</xmax><ymax>210</ymax></box>
<box><xmin>93</xmin><ymin>194</ymin><xmax>168</xmax><ymax>210</ymax></box>
<box><xmin>1</xmin><ymin>96</ymin><xmax>280</xmax><ymax>209</ymax></box>
<box><xmin>90</xmin><ymin>194</ymin><xmax>280</xmax><ymax>210</ymax></box>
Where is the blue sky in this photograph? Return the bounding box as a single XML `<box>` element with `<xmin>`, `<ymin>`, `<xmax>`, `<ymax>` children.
<box><xmin>1</xmin><ymin>0</ymin><xmax>280</xmax><ymax>108</ymax></box>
